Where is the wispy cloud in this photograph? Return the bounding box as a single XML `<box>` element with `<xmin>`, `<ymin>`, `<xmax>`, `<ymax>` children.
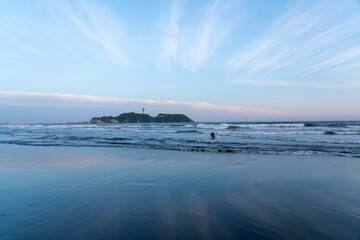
<box><xmin>1</xmin><ymin>1</ymin><xmax>233</xmax><ymax>72</ymax></box>
<box><xmin>0</xmin><ymin>48</ymin><xmax>18</xmax><ymax>58</ymax></box>
<box><xmin>185</xmin><ymin>0</ymin><xmax>233</xmax><ymax>72</ymax></box>
<box><xmin>157</xmin><ymin>0</ymin><xmax>184</xmax><ymax>71</ymax></box>
<box><xmin>65</xmin><ymin>2</ymin><xmax>130</xmax><ymax>67</ymax></box>
<box><xmin>158</xmin><ymin>0</ymin><xmax>234</xmax><ymax>72</ymax></box>
<box><xmin>227</xmin><ymin>1</ymin><xmax>360</xmax><ymax>88</ymax></box>
<box><xmin>0</xmin><ymin>14</ymin><xmax>44</xmax><ymax>57</ymax></box>
<box><xmin>0</xmin><ymin>1</ymin><xmax>130</xmax><ymax>67</ymax></box>
<box><xmin>0</xmin><ymin>91</ymin><xmax>282</xmax><ymax>116</ymax></box>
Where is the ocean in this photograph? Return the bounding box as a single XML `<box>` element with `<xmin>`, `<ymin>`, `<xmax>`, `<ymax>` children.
<box><xmin>1</xmin><ymin>121</ymin><xmax>359</xmax><ymax>157</ymax></box>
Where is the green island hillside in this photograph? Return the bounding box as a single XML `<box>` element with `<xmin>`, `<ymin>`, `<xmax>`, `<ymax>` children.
<box><xmin>90</xmin><ymin>112</ymin><xmax>193</xmax><ymax>123</ymax></box>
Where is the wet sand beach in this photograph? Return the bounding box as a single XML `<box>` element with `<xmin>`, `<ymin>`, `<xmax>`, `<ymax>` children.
<box><xmin>1</xmin><ymin>145</ymin><xmax>360</xmax><ymax>239</ymax></box>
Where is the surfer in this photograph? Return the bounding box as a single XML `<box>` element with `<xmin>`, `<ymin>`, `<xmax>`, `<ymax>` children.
<box><xmin>210</xmin><ymin>132</ymin><xmax>215</xmax><ymax>139</ymax></box>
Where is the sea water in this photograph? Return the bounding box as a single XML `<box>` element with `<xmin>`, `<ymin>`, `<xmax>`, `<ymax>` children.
<box><xmin>0</xmin><ymin>121</ymin><xmax>359</xmax><ymax>157</ymax></box>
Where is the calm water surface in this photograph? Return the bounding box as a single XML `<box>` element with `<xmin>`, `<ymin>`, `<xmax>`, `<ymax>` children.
<box><xmin>1</xmin><ymin>145</ymin><xmax>360</xmax><ymax>239</ymax></box>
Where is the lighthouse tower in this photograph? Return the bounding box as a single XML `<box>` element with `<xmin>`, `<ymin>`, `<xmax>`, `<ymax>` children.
<box><xmin>142</xmin><ymin>108</ymin><xmax>145</xmax><ymax>114</ymax></box>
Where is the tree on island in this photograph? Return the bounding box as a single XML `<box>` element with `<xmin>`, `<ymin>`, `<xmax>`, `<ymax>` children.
<box><xmin>90</xmin><ymin>112</ymin><xmax>193</xmax><ymax>124</ymax></box>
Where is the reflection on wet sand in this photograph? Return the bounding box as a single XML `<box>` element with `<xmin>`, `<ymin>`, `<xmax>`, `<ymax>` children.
<box><xmin>1</xmin><ymin>145</ymin><xmax>360</xmax><ymax>239</ymax></box>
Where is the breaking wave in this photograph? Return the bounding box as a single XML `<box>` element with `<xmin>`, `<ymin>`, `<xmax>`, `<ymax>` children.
<box><xmin>0</xmin><ymin>121</ymin><xmax>359</xmax><ymax>157</ymax></box>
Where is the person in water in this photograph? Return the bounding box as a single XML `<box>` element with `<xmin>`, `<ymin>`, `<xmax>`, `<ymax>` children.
<box><xmin>210</xmin><ymin>132</ymin><xmax>215</xmax><ymax>138</ymax></box>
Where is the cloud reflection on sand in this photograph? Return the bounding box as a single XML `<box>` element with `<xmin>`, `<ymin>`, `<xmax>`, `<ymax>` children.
<box><xmin>0</xmin><ymin>154</ymin><xmax>106</xmax><ymax>171</ymax></box>
<box><xmin>1</xmin><ymin>145</ymin><xmax>360</xmax><ymax>239</ymax></box>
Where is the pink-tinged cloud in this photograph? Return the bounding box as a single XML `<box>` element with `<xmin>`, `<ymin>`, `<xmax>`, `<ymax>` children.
<box><xmin>0</xmin><ymin>91</ymin><xmax>282</xmax><ymax>116</ymax></box>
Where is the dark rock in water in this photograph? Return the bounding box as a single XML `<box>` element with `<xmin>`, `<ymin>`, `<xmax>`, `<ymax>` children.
<box><xmin>227</xmin><ymin>126</ymin><xmax>239</xmax><ymax>129</ymax></box>
<box><xmin>304</xmin><ymin>123</ymin><xmax>316</xmax><ymax>127</ymax></box>
<box><xmin>324</xmin><ymin>131</ymin><xmax>336</xmax><ymax>135</ymax></box>
<box><xmin>217</xmin><ymin>149</ymin><xmax>234</xmax><ymax>152</ymax></box>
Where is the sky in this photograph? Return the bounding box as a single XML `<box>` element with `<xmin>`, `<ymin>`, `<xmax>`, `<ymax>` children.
<box><xmin>1</xmin><ymin>0</ymin><xmax>360</xmax><ymax>123</ymax></box>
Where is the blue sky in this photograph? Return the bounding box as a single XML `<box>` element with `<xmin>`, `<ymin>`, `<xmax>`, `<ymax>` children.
<box><xmin>1</xmin><ymin>0</ymin><xmax>360</xmax><ymax>122</ymax></box>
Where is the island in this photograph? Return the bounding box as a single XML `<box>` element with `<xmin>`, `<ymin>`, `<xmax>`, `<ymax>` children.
<box><xmin>90</xmin><ymin>112</ymin><xmax>194</xmax><ymax>123</ymax></box>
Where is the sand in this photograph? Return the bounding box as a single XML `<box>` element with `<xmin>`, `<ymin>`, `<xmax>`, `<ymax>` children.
<box><xmin>1</xmin><ymin>145</ymin><xmax>360</xmax><ymax>239</ymax></box>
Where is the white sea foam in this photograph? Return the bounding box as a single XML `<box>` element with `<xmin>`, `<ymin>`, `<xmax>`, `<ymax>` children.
<box><xmin>0</xmin><ymin>121</ymin><xmax>359</xmax><ymax>157</ymax></box>
<box><xmin>234</xmin><ymin>123</ymin><xmax>303</xmax><ymax>128</ymax></box>
<box><xmin>196</xmin><ymin>123</ymin><xmax>229</xmax><ymax>129</ymax></box>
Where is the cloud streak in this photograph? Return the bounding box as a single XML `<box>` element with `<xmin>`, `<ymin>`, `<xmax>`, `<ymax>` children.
<box><xmin>0</xmin><ymin>91</ymin><xmax>282</xmax><ymax>116</ymax></box>
<box><xmin>65</xmin><ymin>2</ymin><xmax>130</xmax><ymax>67</ymax></box>
<box><xmin>158</xmin><ymin>0</ymin><xmax>233</xmax><ymax>72</ymax></box>
<box><xmin>0</xmin><ymin>1</ymin><xmax>130</xmax><ymax>67</ymax></box>
<box><xmin>227</xmin><ymin>1</ymin><xmax>360</xmax><ymax>88</ymax></box>
<box><xmin>157</xmin><ymin>0</ymin><xmax>184</xmax><ymax>71</ymax></box>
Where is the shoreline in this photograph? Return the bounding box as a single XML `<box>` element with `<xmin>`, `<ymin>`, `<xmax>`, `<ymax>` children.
<box><xmin>1</xmin><ymin>142</ymin><xmax>358</xmax><ymax>159</ymax></box>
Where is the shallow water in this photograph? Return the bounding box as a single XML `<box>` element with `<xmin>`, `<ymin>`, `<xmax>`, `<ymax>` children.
<box><xmin>0</xmin><ymin>121</ymin><xmax>360</xmax><ymax>157</ymax></box>
<box><xmin>1</xmin><ymin>145</ymin><xmax>360</xmax><ymax>239</ymax></box>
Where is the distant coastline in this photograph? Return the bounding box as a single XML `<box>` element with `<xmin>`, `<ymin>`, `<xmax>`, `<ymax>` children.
<box><xmin>90</xmin><ymin>112</ymin><xmax>194</xmax><ymax>124</ymax></box>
